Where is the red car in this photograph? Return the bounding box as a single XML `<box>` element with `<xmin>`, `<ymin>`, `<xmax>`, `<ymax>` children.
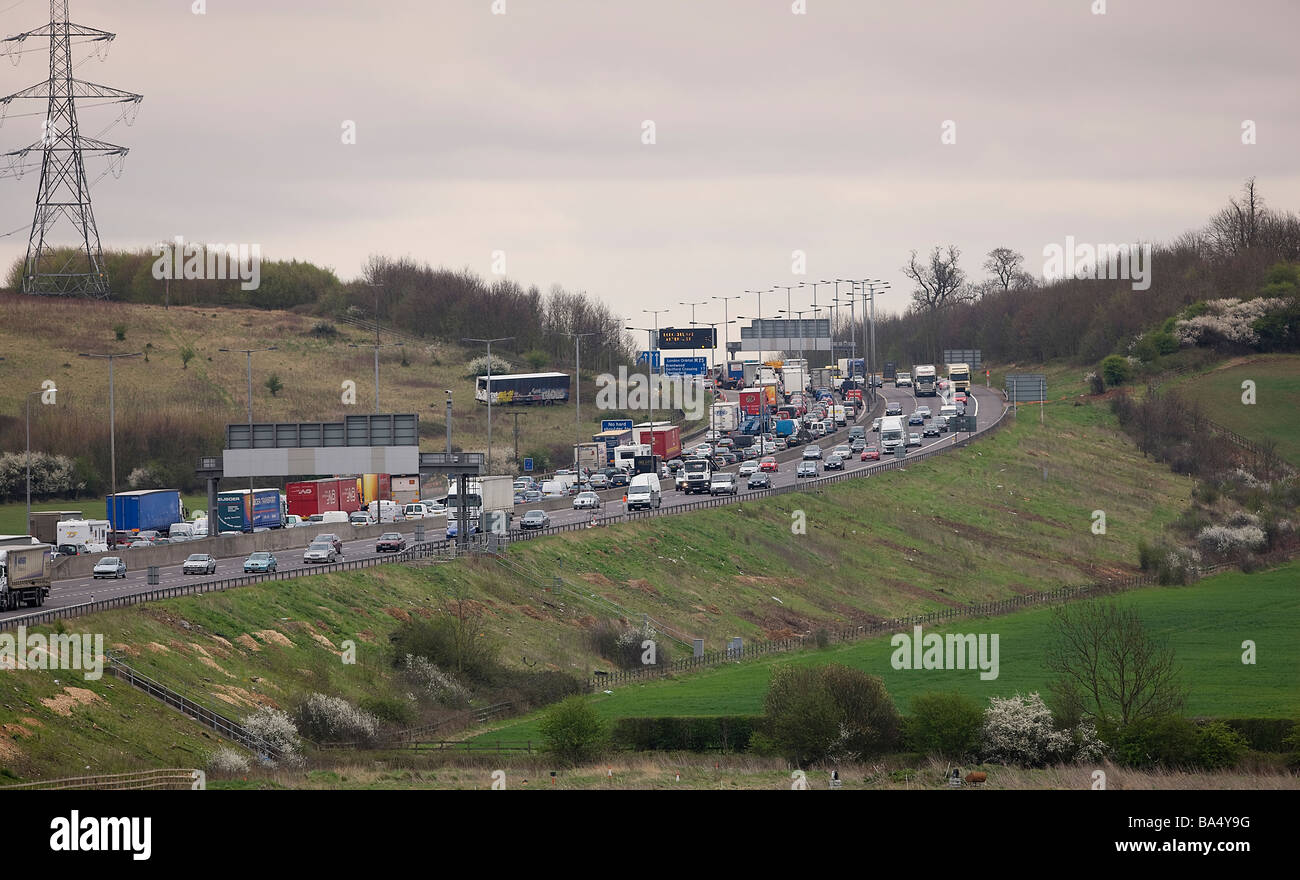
<box><xmin>860</xmin><ymin>445</ymin><xmax>880</xmax><ymax>461</ymax></box>
<box><xmin>955</xmin><ymin>392</ymin><xmax>968</xmax><ymax>406</ymax></box>
<box><xmin>760</xmin><ymin>457</ymin><xmax>779</xmax><ymax>473</ymax></box>
<box><xmin>375</xmin><ymin>532</ymin><xmax>406</xmax><ymax>553</ymax></box>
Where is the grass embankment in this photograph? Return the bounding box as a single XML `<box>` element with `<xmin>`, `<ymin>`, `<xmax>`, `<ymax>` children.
<box><xmin>0</xmin><ymin>293</ymin><xmax>702</xmax><ymax>486</ymax></box>
<box><xmin>0</xmin><ymin>374</ymin><xmax>1203</xmax><ymax>780</ymax></box>
<box><xmin>473</xmin><ymin>562</ymin><xmax>1300</xmax><ymax>745</ymax></box>
<box><xmin>1165</xmin><ymin>354</ymin><xmax>1300</xmax><ymax>466</ymax></box>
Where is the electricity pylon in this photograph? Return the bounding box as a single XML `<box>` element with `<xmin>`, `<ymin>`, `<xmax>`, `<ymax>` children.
<box><xmin>1</xmin><ymin>1</ymin><xmax>143</xmax><ymax>297</ymax></box>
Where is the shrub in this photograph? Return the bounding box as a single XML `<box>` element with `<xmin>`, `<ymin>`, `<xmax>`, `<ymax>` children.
<box><xmin>763</xmin><ymin>663</ymin><xmax>901</xmax><ymax>766</ymax></box>
<box><xmin>311</xmin><ymin>321</ymin><xmax>338</xmax><ymax>337</ymax></box>
<box><xmin>523</xmin><ymin>349</ymin><xmax>550</xmax><ymax>370</ymax></box>
<box><xmin>1100</xmin><ymin>354</ymin><xmax>1132</xmax><ymax>387</ymax></box>
<box><xmin>207</xmin><ymin>747</ymin><xmax>250</xmax><ymax>776</ymax></box>
<box><xmin>112</xmin><ymin>323</ymin><xmax>126</xmax><ymax>341</ymax></box>
<box><xmin>465</xmin><ymin>353</ymin><xmax>513</xmax><ymax>379</ymax></box>
<box><xmin>264</xmin><ymin>373</ymin><xmax>284</xmax><ymax>397</ymax></box>
<box><xmin>612</xmin><ymin>716</ymin><xmax>759</xmax><ymax>752</ymax></box>
<box><xmin>1085</xmin><ymin>371</ymin><xmax>1105</xmax><ymax>395</ymax></box>
<box><xmin>538</xmin><ymin>696</ymin><xmax>608</xmax><ymax>766</ymax></box>
<box><xmin>359</xmin><ymin>695</ymin><xmax>415</xmax><ymax>725</ymax></box>
<box><xmin>1196</xmin><ymin>721</ymin><xmax>1249</xmax><ymax>770</ymax></box>
<box><xmin>180</xmin><ymin>345</ymin><xmax>195</xmax><ymax>369</ymax></box>
<box><xmin>981</xmin><ymin>692</ymin><xmax>1100</xmax><ymax>766</ymax></box>
<box><xmin>400</xmin><ymin>653</ymin><xmax>471</xmax><ymax>706</ymax></box>
<box><xmin>389</xmin><ymin>616</ymin><xmax>499</xmax><ymax>684</ymax></box>
<box><xmin>904</xmin><ymin>691</ymin><xmax>985</xmax><ymax>759</ymax></box>
<box><xmin>293</xmin><ymin>693</ymin><xmax>380</xmax><ymax>745</ymax></box>
<box><xmin>814</xmin><ymin>628</ymin><xmax>831</xmax><ymax>649</ymax></box>
<box><xmin>243</xmin><ymin>706</ymin><xmax>301</xmax><ymax>763</ymax></box>
<box><xmin>1112</xmin><ymin>715</ymin><xmax>1199</xmax><ymax>768</ymax></box>
<box><xmin>1196</xmin><ymin>524</ymin><xmax>1267</xmax><ymax>557</ymax></box>
<box><xmin>1157</xmin><ymin>545</ymin><xmax>1201</xmax><ymax>585</ymax></box>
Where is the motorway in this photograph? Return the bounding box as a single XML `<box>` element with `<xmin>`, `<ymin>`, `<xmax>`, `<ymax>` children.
<box><xmin>1</xmin><ymin>383</ymin><xmax>998</xmax><ymax>625</ymax></box>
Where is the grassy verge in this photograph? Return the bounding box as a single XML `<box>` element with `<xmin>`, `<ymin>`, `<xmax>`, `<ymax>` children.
<box><xmin>1164</xmin><ymin>354</ymin><xmax>1300</xmax><ymax>465</ymax></box>
<box><xmin>473</xmin><ymin>562</ymin><xmax>1300</xmax><ymax>745</ymax></box>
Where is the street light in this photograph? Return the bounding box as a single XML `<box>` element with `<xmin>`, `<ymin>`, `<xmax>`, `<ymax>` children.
<box><xmin>219</xmin><ymin>346</ymin><xmax>279</xmax><ymax>526</ymax></box>
<box><xmin>699</xmin><ymin>320</ymin><xmax>735</xmax><ymax>370</ymax></box>
<box><xmin>463</xmin><ymin>336</ymin><xmax>515</xmax><ymax>472</ymax></box>
<box><xmin>780</xmin><ymin>308</ymin><xmax>808</xmax><ymax>360</ymax></box>
<box><xmin>566</xmin><ymin>331</ymin><xmax>597</xmax><ymax>468</ymax></box>
<box><xmin>711</xmin><ymin>294</ymin><xmax>742</xmax><ymax>363</ymax></box>
<box><xmin>24</xmin><ymin>386</ymin><xmax>55</xmax><ymax>537</ymax></box>
<box><xmin>348</xmin><ymin>340</ymin><xmax>405</xmax><ymax>413</ymax></box>
<box><xmin>625</xmin><ymin>325</ymin><xmax>659</xmax><ymax>429</ymax></box>
<box><xmin>78</xmin><ymin>352</ymin><xmax>143</xmax><ymax>541</ymax></box>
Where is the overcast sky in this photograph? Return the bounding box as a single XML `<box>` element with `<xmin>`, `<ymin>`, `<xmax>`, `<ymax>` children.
<box><xmin>2</xmin><ymin>0</ymin><xmax>1297</xmax><ymax>322</ymax></box>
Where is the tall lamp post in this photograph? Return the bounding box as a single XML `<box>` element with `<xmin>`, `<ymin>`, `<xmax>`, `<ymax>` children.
<box><xmin>24</xmin><ymin>385</ymin><xmax>55</xmax><ymax>538</ymax></box>
<box><xmin>711</xmin><ymin>294</ymin><xmax>741</xmax><ymax>363</ymax></box>
<box><xmin>642</xmin><ymin>308</ymin><xmax>670</xmax><ymax>429</ymax></box>
<box><xmin>625</xmin><ymin>325</ymin><xmax>659</xmax><ymax>430</ymax></box>
<box><xmin>219</xmin><ymin>346</ymin><xmax>279</xmax><ymax>527</ymax></box>
<box><xmin>349</xmin><ymin>340</ymin><xmax>404</xmax><ymax>413</ymax></box>
<box><xmin>566</xmin><ymin>331</ymin><xmax>596</xmax><ymax>468</ymax></box>
<box><xmin>362</xmin><ymin>281</ymin><xmax>386</xmax><ymax>414</ymax></box>
<box><xmin>78</xmin><ymin>352</ymin><xmax>143</xmax><ymax>542</ymax></box>
<box><xmin>463</xmin><ymin>336</ymin><xmax>515</xmax><ymax>472</ymax></box>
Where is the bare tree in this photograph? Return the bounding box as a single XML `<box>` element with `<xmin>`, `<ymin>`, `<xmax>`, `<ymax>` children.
<box><xmin>1206</xmin><ymin>177</ymin><xmax>1266</xmax><ymax>257</ymax></box>
<box><xmin>903</xmin><ymin>245</ymin><xmax>970</xmax><ymax>360</ymax></box>
<box><xmin>904</xmin><ymin>245</ymin><xmax>969</xmax><ymax>311</ymax></box>
<box><xmin>983</xmin><ymin>247</ymin><xmax>1032</xmax><ymax>292</ymax></box>
<box><xmin>1046</xmin><ymin>601</ymin><xmax>1185</xmax><ymax>729</ymax></box>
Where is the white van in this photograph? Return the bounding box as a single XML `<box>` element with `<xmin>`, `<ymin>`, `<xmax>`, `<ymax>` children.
<box><xmin>367</xmin><ymin>500</ymin><xmax>404</xmax><ymax>523</ymax></box>
<box><xmin>626</xmin><ymin>473</ymin><xmax>662</xmax><ymax>510</ymax></box>
<box><xmin>167</xmin><ymin>521</ymin><xmax>196</xmax><ymax>542</ymax></box>
<box><xmin>403</xmin><ymin>502</ymin><xmax>432</xmax><ymax>520</ymax></box>
<box><xmin>317</xmin><ymin>510</ymin><xmax>350</xmax><ymax>525</ymax></box>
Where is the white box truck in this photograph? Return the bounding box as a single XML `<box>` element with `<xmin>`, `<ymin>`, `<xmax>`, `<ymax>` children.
<box><xmin>710</xmin><ymin>401</ymin><xmax>741</xmax><ymax>433</ymax></box>
<box><xmin>613</xmin><ymin>443</ymin><xmax>651</xmax><ymax>472</ymax></box>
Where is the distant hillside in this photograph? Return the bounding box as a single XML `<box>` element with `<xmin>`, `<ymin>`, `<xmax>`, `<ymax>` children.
<box><xmin>0</xmin><ymin>296</ymin><xmax>688</xmax><ymax>497</ymax></box>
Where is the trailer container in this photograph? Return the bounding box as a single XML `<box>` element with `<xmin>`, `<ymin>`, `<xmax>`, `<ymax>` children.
<box><xmin>106</xmin><ymin>490</ymin><xmax>183</xmax><ymax>534</ymax></box>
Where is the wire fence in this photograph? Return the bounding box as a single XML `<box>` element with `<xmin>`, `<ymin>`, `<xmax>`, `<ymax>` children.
<box><xmin>583</xmin><ymin>573</ymin><xmax>1161</xmax><ymax>690</ymax></box>
<box><xmin>0</xmin><ymin>768</ymin><xmax>202</xmax><ymax>790</ymax></box>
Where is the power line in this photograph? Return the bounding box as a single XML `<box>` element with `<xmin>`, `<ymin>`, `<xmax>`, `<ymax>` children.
<box><xmin>0</xmin><ymin>0</ymin><xmax>142</xmax><ymax>297</ymax></box>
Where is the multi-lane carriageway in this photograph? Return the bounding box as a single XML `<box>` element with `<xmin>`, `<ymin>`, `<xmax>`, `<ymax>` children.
<box><xmin>0</xmin><ymin>384</ymin><xmax>1002</xmax><ymax>625</ymax></box>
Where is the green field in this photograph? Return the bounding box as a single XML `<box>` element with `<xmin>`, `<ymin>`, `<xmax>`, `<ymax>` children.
<box><xmin>473</xmin><ymin>562</ymin><xmax>1300</xmax><ymax>745</ymax></box>
<box><xmin>1166</xmin><ymin>354</ymin><xmax>1300</xmax><ymax>465</ymax></box>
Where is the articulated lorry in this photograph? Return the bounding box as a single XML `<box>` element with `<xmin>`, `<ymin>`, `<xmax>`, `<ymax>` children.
<box><xmin>913</xmin><ymin>364</ymin><xmax>938</xmax><ymax>396</ymax></box>
<box><xmin>0</xmin><ymin>542</ymin><xmax>52</xmax><ymax>611</ymax></box>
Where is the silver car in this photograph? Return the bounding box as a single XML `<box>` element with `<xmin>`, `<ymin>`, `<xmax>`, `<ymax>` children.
<box><xmin>572</xmin><ymin>491</ymin><xmax>602</xmax><ymax>510</ymax></box>
<box><xmin>92</xmin><ymin>557</ymin><xmax>127</xmax><ymax>579</ymax></box>
<box><xmin>303</xmin><ymin>542</ymin><xmax>338</xmax><ymax>564</ymax></box>
<box><xmin>182</xmin><ymin>553</ymin><xmax>217</xmax><ymax>575</ymax></box>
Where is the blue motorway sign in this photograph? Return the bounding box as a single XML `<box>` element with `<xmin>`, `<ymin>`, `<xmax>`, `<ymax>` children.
<box><xmin>663</xmin><ymin>356</ymin><xmax>708</xmax><ymax>376</ymax></box>
<box><xmin>637</xmin><ymin>350</ymin><xmax>662</xmax><ymax>369</ymax></box>
<box><xmin>601</xmin><ymin>419</ymin><xmax>634</xmax><ymax>432</ymax></box>
<box><xmin>523</xmin><ymin>458</ymin><xmax>534</xmax><ymax>472</ymax></box>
